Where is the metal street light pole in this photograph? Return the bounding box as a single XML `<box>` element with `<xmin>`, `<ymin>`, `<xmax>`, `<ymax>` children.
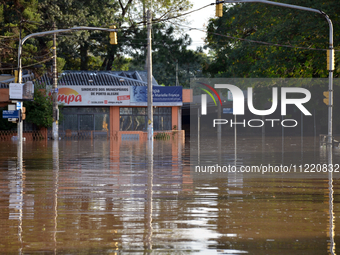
<box><xmin>218</xmin><ymin>3</ymin><xmax>334</xmax><ymax>250</ymax></box>
<box><xmin>221</xmin><ymin>0</ymin><xmax>334</xmax><ymax>152</ymax></box>
<box><xmin>147</xmin><ymin>9</ymin><xmax>154</xmax><ymax>141</ymax></box>
<box><xmin>18</xmin><ymin>26</ymin><xmax>118</xmax><ymax>80</ymax></box>
<box><xmin>52</xmin><ymin>23</ymin><xmax>58</xmax><ymax>140</ymax></box>
<box><xmin>17</xmin><ymin>26</ymin><xmax>118</xmax><ymax>141</ymax></box>
<box><xmin>17</xmin><ymin>31</ymin><xmax>23</xmax><ymax>162</ymax></box>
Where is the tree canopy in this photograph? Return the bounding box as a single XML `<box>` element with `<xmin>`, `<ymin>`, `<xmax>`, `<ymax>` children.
<box><xmin>0</xmin><ymin>0</ymin><xmax>209</xmax><ymax>87</ymax></box>
<box><xmin>204</xmin><ymin>0</ymin><xmax>340</xmax><ymax>78</ymax></box>
<box><xmin>126</xmin><ymin>23</ymin><xmax>209</xmax><ymax>87</ymax></box>
<box><xmin>0</xmin><ymin>0</ymin><xmax>44</xmax><ymax>75</ymax></box>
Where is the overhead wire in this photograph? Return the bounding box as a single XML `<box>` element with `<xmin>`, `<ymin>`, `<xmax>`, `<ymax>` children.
<box><xmin>0</xmin><ymin>57</ymin><xmax>54</xmax><ymax>71</ymax></box>
<box><xmin>1</xmin><ymin>1</ymin><xmax>338</xmax><ymax>73</ymax></box>
<box><xmin>0</xmin><ymin>1</ymin><xmax>334</xmax><ymax>53</ymax></box>
<box><xmin>123</xmin><ymin>2</ymin><xmax>335</xmax><ymax>52</ymax></box>
<box><xmin>168</xmin><ymin>20</ymin><xmax>338</xmax><ymax>52</ymax></box>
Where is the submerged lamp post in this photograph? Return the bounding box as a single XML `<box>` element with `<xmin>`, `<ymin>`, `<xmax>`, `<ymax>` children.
<box><xmin>216</xmin><ymin>1</ymin><xmax>335</xmax><ymax>251</ymax></box>
<box><xmin>212</xmin><ymin>3</ymin><xmax>335</xmax><ymax>252</ymax></box>
<box><xmin>218</xmin><ymin>0</ymin><xmax>334</xmax><ymax>150</ymax></box>
<box><xmin>17</xmin><ymin>26</ymin><xmax>118</xmax><ymax>141</ymax></box>
<box><xmin>147</xmin><ymin>9</ymin><xmax>153</xmax><ymax>141</ymax></box>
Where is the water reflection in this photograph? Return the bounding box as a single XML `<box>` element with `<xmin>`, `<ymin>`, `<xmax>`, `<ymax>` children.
<box><xmin>52</xmin><ymin>140</ymin><xmax>59</xmax><ymax>255</ymax></box>
<box><xmin>145</xmin><ymin>141</ymin><xmax>153</xmax><ymax>251</ymax></box>
<box><xmin>0</xmin><ymin>136</ymin><xmax>339</xmax><ymax>254</ymax></box>
<box><xmin>8</xmin><ymin>159</ymin><xmax>24</xmax><ymax>254</ymax></box>
<box><xmin>329</xmin><ymin>171</ymin><xmax>336</xmax><ymax>255</ymax></box>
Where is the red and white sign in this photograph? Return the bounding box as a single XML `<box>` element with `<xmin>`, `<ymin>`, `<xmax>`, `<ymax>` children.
<box><xmin>117</xmin><ymin>95</ymin><xmax>130</xmax><ymax>101</ymax></box>
<box><xmin>56</xmin><ymin>86</ymin><xmax>130</xmax><ymax>106</ymax></box>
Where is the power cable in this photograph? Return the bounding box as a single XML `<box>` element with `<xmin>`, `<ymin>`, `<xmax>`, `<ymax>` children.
<box><xmin>0</xmin><ymin>57</ymin><xmax>54</xmax><ymax>71</ymax></box>
<box><xmin>169</xmin><ymin>20</ymin><xmax>339</xmax><ymax>52</ymax></box>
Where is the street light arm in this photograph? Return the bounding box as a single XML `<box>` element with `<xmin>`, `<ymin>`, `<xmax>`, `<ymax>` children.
<box><xmin>18</xmin><ymin>26</ymin><xmax>118</xmax><ymax>83</ymax></box>
<box><xmin>21</xmin><ymin>26</ymin><xmax>118</xmax><ymax>45</ymax></box>
<box><xmin>319</xmin><ymin>11</ymin><xmax>334</xmax><ymax>47</ymax></box>
<box><xmin>221</xmin><ymin>0</ymin><xmax>321</xmax><ymax>14</ymax></box>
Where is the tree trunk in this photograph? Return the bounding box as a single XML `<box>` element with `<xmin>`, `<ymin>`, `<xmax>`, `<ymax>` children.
<box><xmin>101</xmin><ymin>58</ymin><xmax>108</xmax><ymax>70</ymax></box>
<box><xmin>80</xmin><ymin>42</ymin><xmax>89</xmax><ymax>70</ymax></box>
<box><xmin>103</xmin><ymin>45</ymin><xmax>116</xmax><ymax>71</ymax></box>
<box><xmin>106</xmin><ymin>55</ymin><xmax>115</xmax><ymax>71</ymax></box>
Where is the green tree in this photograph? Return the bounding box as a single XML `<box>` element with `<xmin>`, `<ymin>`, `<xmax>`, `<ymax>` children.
<box><xmin>0</xmin><ymin>0</ymin><xmax>46</xmax><ymax>76</ymax></box>
<box><xmin>127</xmin><ymin>23</ymin><xmax>210</xmax><ymax>87</ymax></box>
<box><xmin>38</xmin><ymin>0</ymin><xmax>119</xmax><ymax>71</ymax></box>
<box><xmin>100</xmin><ymin>0</ymin><xmax>193</xmax><ymax>71</ymax></box>
<box><xmin>0</xmin><ymin>0</ymin><xmax>195</xmax><ymax>77</ymax></box>
<box><xmin>205</xmin><ymin>0</ymin><xmax>340</xmax><ymax>78</ymax></box>
<box><xmin>25</xmin><ymin>89</ymin><xmax>54</xmax><ymax>128</ymax></box>
<box><xmin>37</xmin><ymin>0</ymin><xmax>193</xmax><ymax>72</ymax></box>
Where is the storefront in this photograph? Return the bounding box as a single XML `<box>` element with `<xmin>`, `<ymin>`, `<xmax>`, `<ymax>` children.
<box><xmin>45</xmin><ymin>71</ymin><xmax>186</xmax><ymax>139</ymax></box>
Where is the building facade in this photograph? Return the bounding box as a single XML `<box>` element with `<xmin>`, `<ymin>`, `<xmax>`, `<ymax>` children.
<box><xmin>35</xmin><ymin>71</ymin><xmax>186</xmax><ymax>139</ymax></box>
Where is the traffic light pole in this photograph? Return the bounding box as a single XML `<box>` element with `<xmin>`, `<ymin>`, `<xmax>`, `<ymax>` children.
<box><xmin>147</xmin><ymin>10</ymin><xmax>154</xmax><ymax>141</ymax></box>
<box><xmin>17</xmin><ymin>26</ymin><xmax>118</xmax><ymax>142</ymax></box>
<box><xmin>221</xmin><ymin>0</ymin><xmax>334</xmax><ymax>150</ymax></box>
<box><xmin>52</xmin><ymin>23</ymin><xmax>58</xmax><ymax>140</ymax></box>
<box><xmin>217</xmin><ymin>3</ymin><xmax>334</xmax><ymax>248</ymax></box>
<box><xmin>17</xmin><ymin>33</ymin><xmax>23</xmax><ymax>164</ymax></box>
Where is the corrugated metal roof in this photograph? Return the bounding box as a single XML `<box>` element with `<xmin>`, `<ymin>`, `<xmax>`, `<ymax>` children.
<box><xmin>44</xmin><ymin>70</ymin><xmax>160</xmax><ymax>87</ymax></box>
<box><xmin>0</xmin><ymin>71</ymin><xmax>160</xmax><ymax>88</ymax></box>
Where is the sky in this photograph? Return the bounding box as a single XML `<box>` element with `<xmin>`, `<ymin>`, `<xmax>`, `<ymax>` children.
<box><xmin>185</xmin><ymin>1</ymin><xmax>216</xmax><ymax>51</ymax></box>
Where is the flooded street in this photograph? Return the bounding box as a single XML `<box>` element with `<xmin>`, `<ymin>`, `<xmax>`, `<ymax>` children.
<box><xmin>0</xmin><ymin>136</ymin><xmax>339</xmax><ymax>254</ymax></box>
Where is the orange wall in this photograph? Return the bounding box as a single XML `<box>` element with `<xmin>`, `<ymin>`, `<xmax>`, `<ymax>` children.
<box><xmin>182</xmin><ymin>89</ymin><xmax>192</xmax><ymax>103</ymax></box>
<box><xmin>171</xmin><ymin>106</ymin><xmax>178</xmax><ymax>129</ymax></box>
<box><xmin>0</xmin><ymin>89</ymin><xmax>9</xmax><ymax>107</ymax></box>
<box><xmin>110</xmin><ymin>106</ymin><xmax>120</xmax><ymax>131</ymax></box>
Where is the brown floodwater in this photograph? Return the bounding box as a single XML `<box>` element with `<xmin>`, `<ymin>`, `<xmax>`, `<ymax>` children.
<box><xmin>0</xmin><ymin>136</ymin><xmax>339</xmax><ymax>254</ymax></box>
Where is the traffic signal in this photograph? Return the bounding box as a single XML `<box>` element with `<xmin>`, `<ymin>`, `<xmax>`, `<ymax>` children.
<box><xmin>20</xmin><ymin>107</ymin><xmax>26</xmax><ymax>120</ymax></box>
<box><xmin>327</xmin><ymin>49</ymin><xmax>335</xmax><ymax>71</ymax></box>
<box><xmin>14</xmin><ymin>70</ymin><xmax>18</xmax><ymax>82</ymax></box>
<box><xmin>216</xmin><ymin>1</ymin><xmax>223</xmax><ymax>17</ymax></box>
<box><xmin>109</xmin><ymin>25</ymin><xmax>117</xmax><ymax>45</ymax></box>
<box><xmin>323</xmin><ymin>91</ymin><xmax>329</xmax><ymax>105</ymax></box>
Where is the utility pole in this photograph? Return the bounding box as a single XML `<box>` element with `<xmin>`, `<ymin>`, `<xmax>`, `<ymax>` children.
<box><xmin>146</xmin><ymin>6</ymin><xmax>154</xmax><ymax>249</ymax></box>
<box><xmin>17</xmin><ymin>26</ymin><xmax>117</xmax><ymax>145</ymax></box>
<box><xmin>52</xmin><ymin>23</ymin><xmax>58</xmax><ymax>140</ymax></box>
<box><xmin>221</xmin><ymin>0</ymin><xmax>334</xmax><ymax>153</ymax></box>
<box><xmin>176</xmin><ymin>59</ymin><xmax>179</xmax><ymax>86</ymax></box>
<box><xmin>147</xmin><ymin>9</ymin><xmax>153</xmax><ymax>141</ymax></box>
<box><xmin>17</xmin><ymin>24</ymin><xmax>23</xmax><ymax>163</ymax></box>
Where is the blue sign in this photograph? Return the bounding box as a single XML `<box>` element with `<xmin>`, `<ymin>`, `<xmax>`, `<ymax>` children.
<box><xmin>152</xmin><ymin>86</ymin><xmax>182</xmax><ymax>103</ymax></box>
<box><xmin>130</xmin><ymin>86</ymin><xmax>182</xmax><ymax>105</ymax></box>
<box><xmin>2</xmin><ymin>110</ymin><xmax>19</xmax><ymax>119</ymax></box>
<box><xmin>16</xmin><ymin>102</ymin><xmax>22</xmax><ymax>110</ymax></box>
<box><xmin>223</xmin><ymin>108</ymin><xmax>233</xmax><ymax>114</ymax></box>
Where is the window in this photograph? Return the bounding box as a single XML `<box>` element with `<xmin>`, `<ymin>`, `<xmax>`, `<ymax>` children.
<box><xmin>120</xmin><ymin>107</ymin><xmax>171</xmax><ymax>131</ymax></box>
<box><xmin>119</xmin><ymin>107</ymin><xmax>146</xmax><ymax>131</ymax></box>
<box><xmin>154</xmin><ymin>107</ymin><xmax>172</xmax><ymax>131</ymax></box>
<box><xmin>59</xmin><ymin>107</ymin><xmax>109</xmax><ymax>132</ymax></box>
